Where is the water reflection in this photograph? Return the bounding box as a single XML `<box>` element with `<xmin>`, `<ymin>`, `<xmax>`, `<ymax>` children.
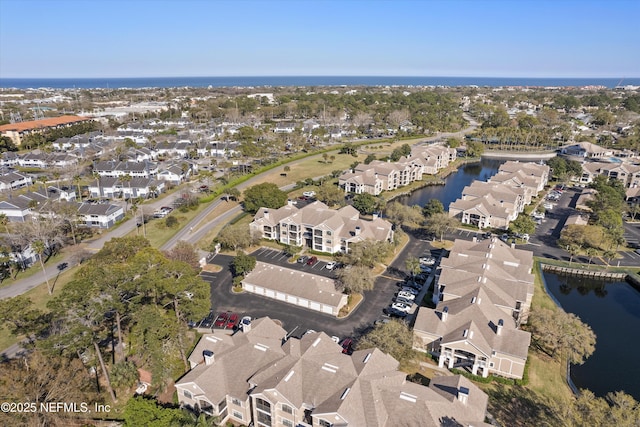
<box><xmin>558</xmin><ymin>277</ymin><xmax>609</xmax><ymax>298</ymax></box>
<box><xmin>544</xmin><ymin>272</ymin><xmax>640</xmax><ymax>400</ymax></box>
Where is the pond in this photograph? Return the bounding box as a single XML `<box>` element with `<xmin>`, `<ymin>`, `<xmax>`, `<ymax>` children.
<box><xmin>543</xmin><ymin>272</ymin><xmax>640</xmax><ymax>401</ymax></box>
<box><xmin>396</xmin><ymin>158</ymin><xmax>504</xmax><ymax>208</ymax></box>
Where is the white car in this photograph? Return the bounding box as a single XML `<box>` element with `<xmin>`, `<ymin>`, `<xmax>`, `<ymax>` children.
<box><xmin>331</xmin><ymin>336</ymin><xmax>340</xmax><ymax>344</ymax></box>
<box><xmin>400</xmin><ymin>287</ymin><xmax>419</xmax><ymax>295</ymax></box>
<box><xmin>325</xmin><ymin>261</ymin><xmax>337</xmax><ymax>270</ymax></box>
<box><xmin>391</xmin><ymin>302</ymin><xmax>411</xmax><ymax>313</ymax></box>
<box><xmin>543</xmin><ymin>203</ymin><xmax>554</xmax><ymax>210</ymax></box>
<box><xmin>302</xmin><ymin>191</ymin><xmax>316</xmax><ymax>198</ymax></box>
<box><xmin>419</xmin><ymin>257</ymin><xmax>436</xmax><ymax>265</ymax></box>
<box><xmin>397</xmin><ymin>291</ymin><xmax>416</xmax><ymax>301</ymax></box>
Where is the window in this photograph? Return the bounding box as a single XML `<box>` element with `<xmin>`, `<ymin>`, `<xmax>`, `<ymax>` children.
<box><xmin>282</xmin><ymin>418</ymin><xmax>293</xmax><ymax>427</ymax></box>
<box><xmin>281</xmin><ymin>404</ymin><xmax>293</xmax><ymax>414</ymax></box>
<box><xmin>218</xmin><ymin>399</ymin><xmax>227</xmax><ymax>412</ymax></box>
<box><xmin>326</xmin><ymin>230</ymin><xmax>332</xmax><ymax>236</ymax></box>
<box><xmin>232</xmin><ymin>411</ymin><xmax>243</xmax><ymax>420</ymax></box>
<box><xmin>257</xmin><ymin>411</ymin><xmax>272</xmax><ymax>426</ymax></box>
<box><xmin>255</xmin><ymin>398</ymin><xmax>271</xmax><ymax>412</ymax></box>
<box><xmin>183</xmin><ymin>390</ymin><xmax>192</xmax><ymax>399</ymax></box>
<box><xmin>232</xmin><ymin>398</ymin><xmax>242</xmax><ymax>406</ymax></box>
<box><xmin>318</xmin><ymin>419</ymin><xmax>332</xmax><ymax>427</ymax></box>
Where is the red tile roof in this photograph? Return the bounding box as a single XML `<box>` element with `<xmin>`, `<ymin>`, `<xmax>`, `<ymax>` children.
<box><xmin>0</xmin><ymin>115</ymin><xmax>90</xmax><ymax>132</ymax></box>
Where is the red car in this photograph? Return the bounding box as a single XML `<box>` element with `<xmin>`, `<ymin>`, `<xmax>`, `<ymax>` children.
<box><xmin>306</xmin><ymin>256</ymin><xmax>318</xmax><ymax>266</ymax></box>
<box><xmin>341</xmin><ymin>338</ymin><xmax>354</xmax><ymax>355</ymax></box>
<box><xmin>214</xmin><ymin>312</ymin><xmax>229</xmax><ymax>328</ymax></box>
<box><xmin>225</xmin><ymin>313</ymin><xmax>239</xmax><ymax>329</ymax></box>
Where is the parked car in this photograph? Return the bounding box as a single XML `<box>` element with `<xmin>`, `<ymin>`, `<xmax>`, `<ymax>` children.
<box><xmin>225</xmin><ymin>313</ymin><xmax>239</xmax><ymax>329</ymax></box>
<box><xmin>400</xmin><ymin>287</ymin><xmax>419</xmax><ymax>296</ymax></box>
<box><xmin>213</xmin><ymin>312</ymin><xmax>229</xmax><ymax>328</ymax></box>
<box><xmin>403</xmin><ymin>280</ymin><xmax>422</xmax><ymax>290</ymax></box>
<box><xmin>297</xmin><ymin>255</ymin><xmax>309</xmax><ymax>264</ymax></box>
<box><xmin>394</xmin><ymin>296</ymin><xmax>414</xmax><ymax>306</ymax></box>
<box><xmin>240</xmin><ymin>316</ymin><xmax>252</xmax><ymax>330</ymax></box>
<box><xmin>306</xmin><ymin>256</ymin><xmax>318</xmax><ymax>266</ymax></box>
<box><xmin>419</xmin><ymin>256</ymin><xmax>436</xmax><ymax>265</ymax></box>
<box><xmin>543</xmin><ymin>203</ymin><xmax>554</xmax><ymax>210</ymax></box>
<box><xmin>325</xmin><ymin>261</ymin><xmax>337</xmax><ymax>270</ymax></box>
<box><xmin>341</xmin><ymin>338</ymin><xmax>354</xmax><ymax>354</ymax></box>
<box><xmin>374</xmin><ymin>318</ymin><xmax>391</xmax><ymax>326</ymax></box>
<box><xmin>390</xmin><ymin>302</ymin><xmax>411</xmax><ymax>313</ymax></box>
<box><xmin>397</xmin><ymin>291</ymin><xmax>416</xmax><ymax>300</ymax></box>
<box><xmin>384</xmin><ymin>307</ymin><xmax>408</xmax><ymax>318</ymax></box>
<box><xmin>331</xmin><ymin>336</ymin><xmax>340</xmax><ymax>344</ymax></box>
<box><xmin>302</xmin><ymin>191</ymin><xmax>316</xmax><ymax>198</ymax></box>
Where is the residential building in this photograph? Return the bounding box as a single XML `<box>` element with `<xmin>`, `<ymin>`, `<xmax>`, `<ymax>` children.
<box><xmin>242</xmin><ymin>262</ymin><xmax>348</xmax><ymax>316</ymax></box>
<box><xmin>432</xmin><ymin>238</ymin><xmax>534</xmax><ymax>323</ymax></box>
<box><xmin>93</xmin><ymin>160</ymin><xmax>158</xmax><ymax>178</ymax></box>
<box><xmin>175</xmin><ymin>317</ymin><xmax>489</xmax><ymax>426</ymax></box>
<box><xmin>88</xmin><ymin>176</ymin><xmax>165</xmax><ymax>199</ymax></box>
<box><xmin>561</xmin><ymin>141</ymin><xmax>613</xmax><ymax>159</ymax></box>
<box><xmin>0</xmin><ymin>115</ymin><xmax>91</xmax><ymax>146</ymax></box>
<box><xmin>580</xmin><ymin>161</ymin><xmax>640</xmax><ymax>188</ymax></box>
<box><xmin>0</xmin><ymin>172</ymin><xmax>32</xmax><ymax>191</ymax></box>
<box><xmin>249</xmin><ymin>201</ymin><xmax>394</xmax><ymax>254</ymax></box>
<box><xmin>76</xmin><ymin>202</ymin><xmax>125</xmax><ymax>228</ymax></box>
<box><xmin>413</xmin><ymin>237</ymin><xmax>534</xmax><ymax>379</ymax></box>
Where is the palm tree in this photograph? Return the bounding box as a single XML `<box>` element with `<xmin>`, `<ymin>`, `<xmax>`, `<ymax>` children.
<box><xmin>92</xmin><ymin>171</ymin><xmax>101</xmax><ymax>199</ymax></box>
<box><xmin>0</xmin><ymin>213</ymin><xmax>9</xmax><ymax>235</ymax></box>
<box><xmin>73</xmin><ymin>175</ymin><xmax>83</xmax><ymax>202</ymax></box>
<box><xmin>120</xmin><ymin>174</ymin><xmax>132</xmax><ymax>210</ymax></box>
<box><xmin>32</xmin><ymin>240</ymin><xmax>52</xmax><ymax>294</ymax></box>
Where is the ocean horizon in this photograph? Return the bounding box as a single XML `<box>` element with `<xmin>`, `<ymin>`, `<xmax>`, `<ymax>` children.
<box><xmin>1</xmin><ymin>76</ymin><xmax>639</xmax><ymax>90</ymax></box>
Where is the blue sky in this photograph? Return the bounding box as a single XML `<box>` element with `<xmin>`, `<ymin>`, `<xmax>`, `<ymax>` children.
<box><xmin>1</xmin><ymin>0</ymin><xmax>638</xmax><ymax>78</ymax></box>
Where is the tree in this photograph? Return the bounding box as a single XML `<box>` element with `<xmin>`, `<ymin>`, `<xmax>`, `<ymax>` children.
<box><xmin>405</xmin><ymin>256</ymin><xmax>421</xmax><ymax>278</ymax></box>
<box><xmin>528</xmin><ymin>307</ymin><xmax>596</xmax><ymax>365</ymax></box>
<box><xmin>0</xmin><ymin>350</ymin><xmax>98</xmax><ymax>427</ymax></box>
<box><xmin>231</xmin><ymin>251</ymin><xmax>256</xmax><ymax>277</ymax></box>
<box><xmin>357</xmin><ymin>320</ymin><xmax>413</xmax><ymax>363</ymax></box>
<box><xmin>315</xmin><ymin>182</ymin><xmax>346</xmax><ymax>207</ymax></box>
<box><xmin>32</xmin><ymin>239</ymin><xmax>53</xmax><ymax>295</ymax></box>
<box><xmin>364</xmin><ymin>154</ymin><xmax>377</xmax><ymax>164</ymax></box>
<box><xmin>466</xmin><ymin>140</ymin><xmax>485</xmax><ymax>157</ymax></box>
<box><xmin>0</xmin><ymin>295</ymin><xmax>48</xmax><ymax>337</ymax></box>
<box><xmin>352</xmin><ymin>193</ymin><xmax>383</xmax><ymax>215</ymax></box>
<box><xmin>345</xmin><ymin>239</ymin><xmax>392</xmax><ymax>268</ymax></box>
<box><xmin>335</xmin><ymin>265</ymin><xmax>374</xmax><ymax>294</ymax></box>
<box><xmin>422</xmin><ymin>199</ymin><xmax>444</xmax><ymax>218</ymax></box>
<box><xmin>424</xmin><ymin>212</ymin><xmax>458</xmax><ymax>241</ymax></box>
<box><xmin>123</xmin><ymin>396</ymin><xmax>192</xmax><ymax>427</ymax></box>
<box><xmin>510</xmin><ymin>214</ymin><xmax>536</xmax><ymax>236</ymax></box>
<box><xmin>163</xmin><ymin>240</ymin><xmax>200</xmax><ymax>272</ymax></box>
<box><xmin>216</xmin><ymin>223</ymin><xmax>256</xmax><ymax>251</ymax></box>
<box><xmin>243</xmin><ymin>182</ymin><xmax>288</xmax><ymax>213</ymax></box>
<box><xmin>384</xmin><ymin>202</ymin><xmax>423</xmax><ymax>228</ymax></box>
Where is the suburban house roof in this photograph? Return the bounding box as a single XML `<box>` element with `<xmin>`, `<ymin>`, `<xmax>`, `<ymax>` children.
<box><xmin>0</xmin><ymin>115</ymin><xmax>90</xmax><ymax>132</ymax></box>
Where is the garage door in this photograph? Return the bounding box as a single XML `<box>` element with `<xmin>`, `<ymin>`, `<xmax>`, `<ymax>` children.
<box><xmin>309</xmin><ymin>302</ymin><xmax>321</xmax><ymax>311</ymax></box>
<box><xmin>244</xmin><ymin>284</ymin><xmax>254</xmax><ymax>292</ymax></box>
<box><xmin>321</xmin><ymin>305</ymin><xmax>334</xmax><ymax>314</ymax></box>
<box><xmin>297</xmin><ymin>298</ymin><xmax>309</xmax><ymax>308</ymax></box>
<box><xmin>254</xmin><ymin>286</ymin><xmax>264</xmax><ymax>295</ymax></box>
<box><xmin>287</xmin><ymin>295</ymin><xmax>297</xmax><ymax>304</ymax></box>
<box><xmin>265</xmin><ymin>289</ymin><xmax>275</xmax><ymax>298</ymax></box>
<box><xmin>276</xmin><ymin>292</ymin><xmax>286</xmax><ymax>301</ymax></box>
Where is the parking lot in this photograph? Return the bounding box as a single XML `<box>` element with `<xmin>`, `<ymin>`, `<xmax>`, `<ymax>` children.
<box><xmin>197</xmin><ymin>237</ymin><xmax>435</xmax><ymax>343</ymax></box>
<box><xmin>251</xmin><ymin>247</ymin><xmax>337</xmax><ymax>278</ymax></box>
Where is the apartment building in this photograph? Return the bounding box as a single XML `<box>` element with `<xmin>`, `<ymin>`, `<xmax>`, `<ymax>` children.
<box><xmin>250</xmin><ymin>201</ymin><xmax>393</xmax><ymax>254</ymax></box>
<box><xmin>413</xmin><ymin>238</ymin><xmax>534</xmax><ymax>379</ymax></box>
<box><xmin>176</xmin><ymin>317</ymin><xmax>489</xmax><ymax>426</ymax></box>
